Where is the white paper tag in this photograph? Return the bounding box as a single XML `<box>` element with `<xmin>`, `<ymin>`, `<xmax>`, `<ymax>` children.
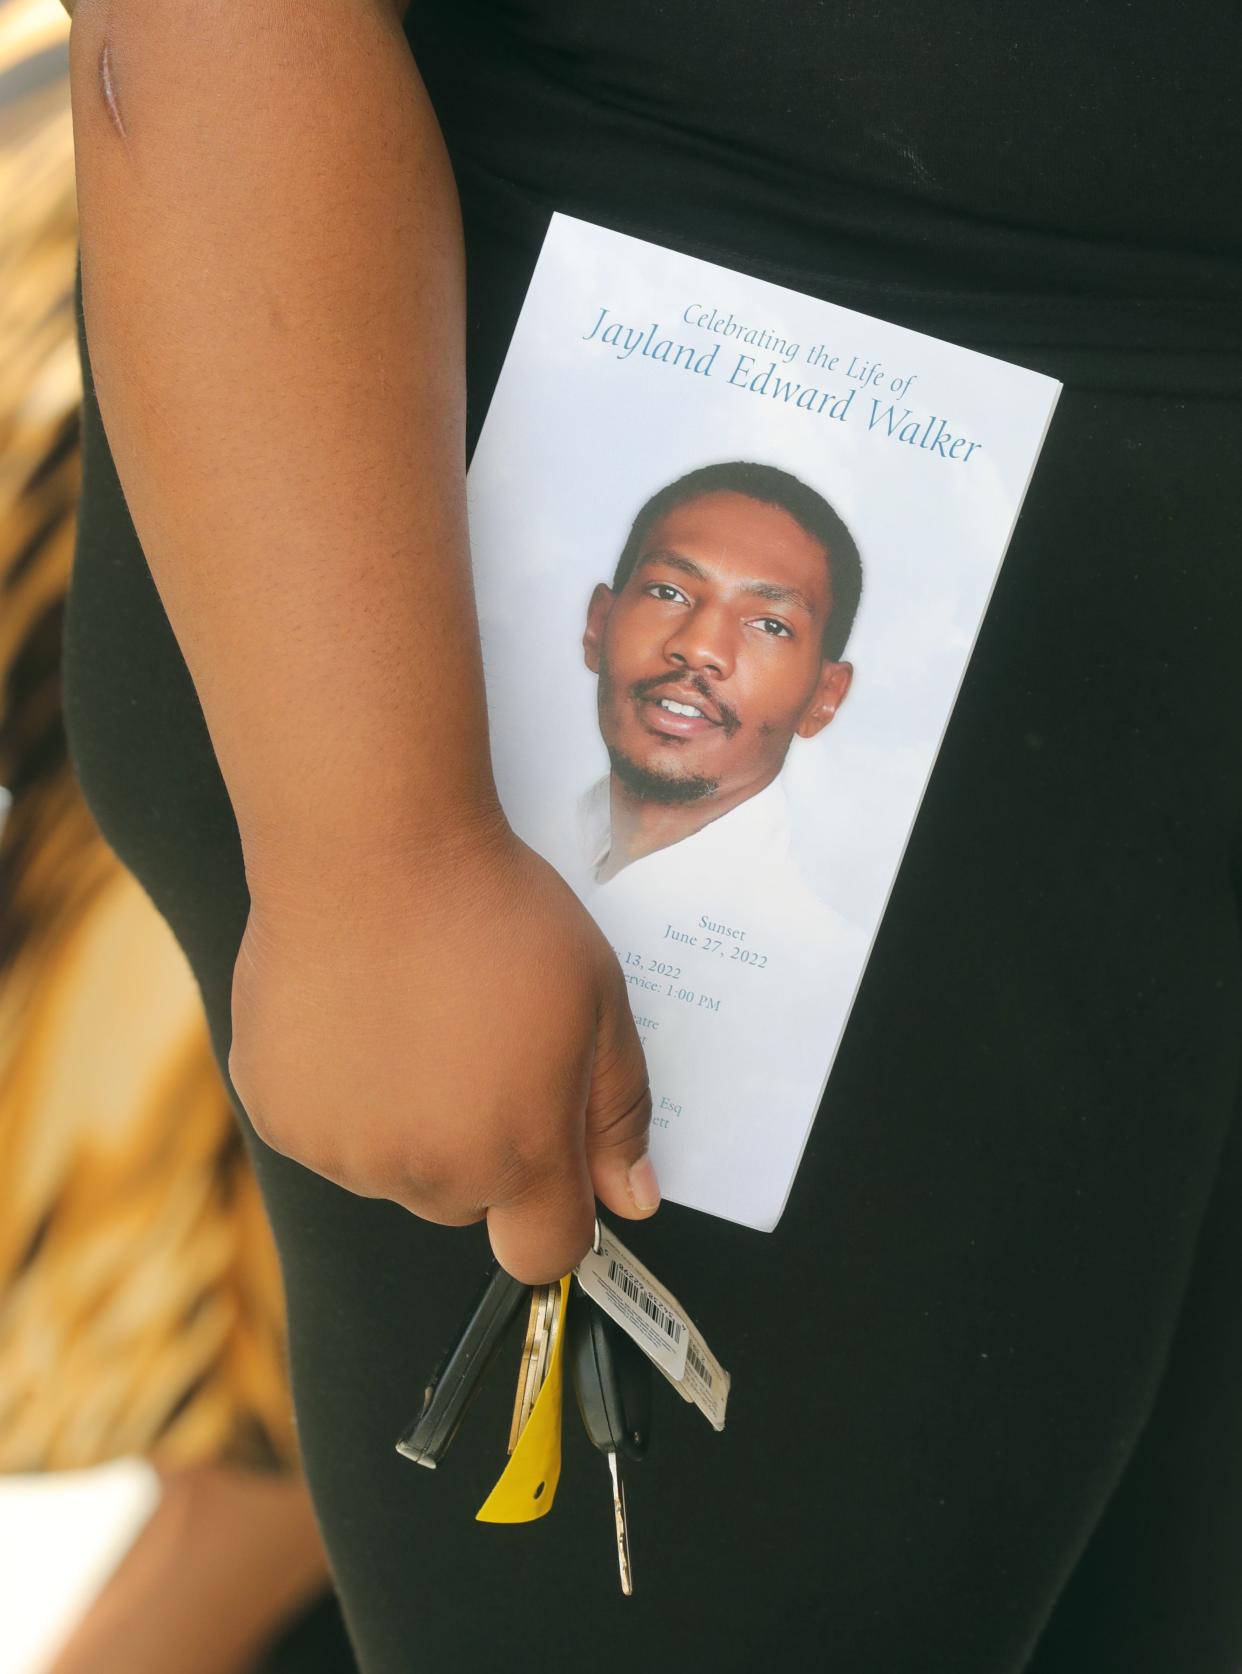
<box><xmin>574</xmin><ymin>1222</ymin><xmax>730</xmax><ymax>1431</ymax></box>
<box><xmin>679</xmin><ymin>1323</ymin><xmax>730</xmax><ymax>1432</ymax></box>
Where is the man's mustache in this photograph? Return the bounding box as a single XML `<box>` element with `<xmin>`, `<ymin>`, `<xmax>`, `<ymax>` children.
<box><xmin>631</xmin><ymin>674</ymin><xmax>740</xmax><ymax>735</ymax></box>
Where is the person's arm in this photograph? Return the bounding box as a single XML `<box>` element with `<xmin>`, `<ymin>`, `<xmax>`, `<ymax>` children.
<box><xmin>67</xmin><ymin>0</ymin><xmax>658</xmax><ymax>1282</ymax></box>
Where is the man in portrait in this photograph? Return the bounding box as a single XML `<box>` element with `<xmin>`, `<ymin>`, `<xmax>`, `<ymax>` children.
<box><xmin>571</xmin><ymin>460</ymin><xmax>862</xmax><ymax>913</ymax></box>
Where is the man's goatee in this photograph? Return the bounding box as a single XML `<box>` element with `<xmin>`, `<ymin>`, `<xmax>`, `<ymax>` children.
<box><xmin>606</xmin><ymin>744</ymin><xmax>718</xmax><ymax>805</ymax></box>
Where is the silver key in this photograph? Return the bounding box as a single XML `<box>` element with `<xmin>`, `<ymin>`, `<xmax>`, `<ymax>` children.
<box><xmin>606</xmin><ymin>1449</ymin><xmax>633</xmax><ymax>1597</ymax></box>
<box><xmin>568</xmin><ymin>1270</ymin><xmax>646</xmax><ymax>1596</ymax></box>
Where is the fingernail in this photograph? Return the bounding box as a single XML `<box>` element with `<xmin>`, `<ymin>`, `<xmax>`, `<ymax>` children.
<box><xmin>627</xmin><ymin>1154</ymin><xmax>661</xmax><ymax>1213</ymax></box>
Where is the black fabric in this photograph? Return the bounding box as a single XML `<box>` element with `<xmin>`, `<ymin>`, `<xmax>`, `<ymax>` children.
<box><xmin>253</xmin><ymin>1590</ymin><xmax>357</xmax><ymax>1674</ymax></box>
<box><xmin>61</xmin><ymin>5</ymin><xmax>1242</xmax><ymax>1670</ymax></box>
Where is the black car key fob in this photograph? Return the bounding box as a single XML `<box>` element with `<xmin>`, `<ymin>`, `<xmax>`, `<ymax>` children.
<box><xmin>566</xmin><ymin>1279</ymin><xmax>652</xmax><ymax>1462</ymax></box>
<box><xmin>567</xmin><ymin>1278</ymin><xmax>653</xmax><ymax>1594</ymax></box>
<box><xmin>395</xmin><ymin>1258</ymin><xmax>528</xmax><ymax>1469</ymax></box>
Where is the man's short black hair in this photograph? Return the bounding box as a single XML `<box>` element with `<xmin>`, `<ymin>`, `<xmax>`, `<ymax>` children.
<box><xmin>609</xmin><ymin>461</ymin><xmax>863</xmax><ymax>662</ymax></box>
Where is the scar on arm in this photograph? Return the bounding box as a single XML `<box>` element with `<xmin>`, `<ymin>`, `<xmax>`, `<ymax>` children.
<box><xmin>98</xmin><ymin>37</ymin><xmax>129</xmax><ymax>142</ymax></box>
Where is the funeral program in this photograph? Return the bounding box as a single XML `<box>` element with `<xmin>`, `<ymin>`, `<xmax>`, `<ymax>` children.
<box><xmin>466</xmin><ymin>212</ymin><xmax>1061</xmax><ymax>1233</ymax></box>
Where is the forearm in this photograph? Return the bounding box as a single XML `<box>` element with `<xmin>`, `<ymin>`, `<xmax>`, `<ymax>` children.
<box><xmin>68</xmin><ymin>0</ymin><xmax>499</xmax><ymax>902</ymax></box>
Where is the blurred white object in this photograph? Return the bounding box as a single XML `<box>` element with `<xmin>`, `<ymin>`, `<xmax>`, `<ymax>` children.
<box><xmin>0</xmin><ymin>1457</ymin><xmax>162</xmax><ymax>1674</ymax></box>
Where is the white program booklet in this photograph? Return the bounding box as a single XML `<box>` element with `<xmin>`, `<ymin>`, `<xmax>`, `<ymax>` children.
<box><xmin>467</xmin><ymin>211</ymin><xmax>1061</xmax><ymax>1233</ymax></box>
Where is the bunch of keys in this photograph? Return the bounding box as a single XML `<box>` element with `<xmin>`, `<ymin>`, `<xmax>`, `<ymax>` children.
<box><xmin>396</xmin><ymin>1244</ymin><xmax>653</xmax><ymax>1594</ymax></box>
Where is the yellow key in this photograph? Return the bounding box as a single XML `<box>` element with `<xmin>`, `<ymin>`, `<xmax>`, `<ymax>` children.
<box><xmin>477</xmin><ymin>1274</ymin><xmax>571</xmax><ymax>1523</ymax></box>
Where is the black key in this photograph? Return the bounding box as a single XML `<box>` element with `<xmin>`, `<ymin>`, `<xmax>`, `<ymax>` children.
<box><xmin>395</xmin><ymin>1258</ymin><xmax>529</xmax><ymax>1469</ymax></box>
<box><xmin>567</xmin><ymin>1279</ymin><xmax>653</xmax><ymax>1594</ymax></box>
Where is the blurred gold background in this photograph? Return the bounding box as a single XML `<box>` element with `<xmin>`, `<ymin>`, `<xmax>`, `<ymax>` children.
<box><xmin>0</xmin><ymin>0</ymin><xmax>298</xmax><ymax>1479</ymax></box>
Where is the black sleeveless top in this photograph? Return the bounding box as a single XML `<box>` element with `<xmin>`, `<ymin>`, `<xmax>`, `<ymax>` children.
<box><xmin>405</xmin><ymin>0</ymin><xmax>1242</xmax><ymax>413</ymax></box>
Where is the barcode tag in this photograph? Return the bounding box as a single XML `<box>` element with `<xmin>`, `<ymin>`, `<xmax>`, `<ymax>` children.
<box><xmin>680</xmin><ymin>1325</ymin><xmax>729</xmax><ymax>1432</ymax></box>
<box><xmin>574</xmin><ymin>1221</ymin><xmax>730</xmax><ymax>1431</ymax></box>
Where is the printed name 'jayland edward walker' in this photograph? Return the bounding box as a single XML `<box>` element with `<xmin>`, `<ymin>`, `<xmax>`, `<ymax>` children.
<box><xmin>580</xmin><ymin>306</ymin><xmax>983</xmax><ymax>463</ymax></box>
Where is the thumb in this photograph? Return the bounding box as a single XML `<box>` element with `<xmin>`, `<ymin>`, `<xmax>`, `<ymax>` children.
<box><xmin>585</xmin><ymin>966</ymin><xmax>660</xmax><ymax>1222</ymax></box>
